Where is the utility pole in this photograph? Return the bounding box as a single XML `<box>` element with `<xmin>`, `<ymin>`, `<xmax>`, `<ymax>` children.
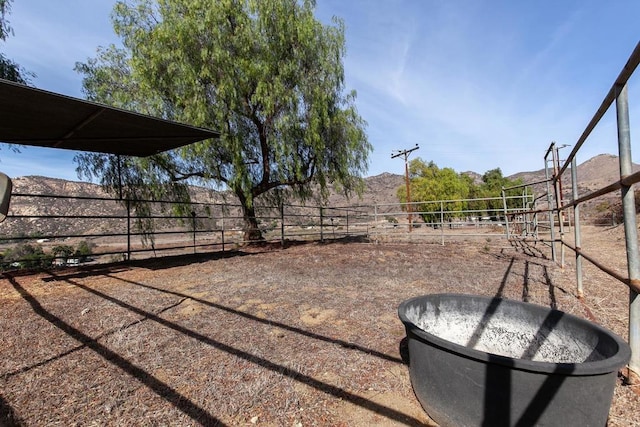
<box><xmin>392</xmin><ymin>144</ymin><xmax>419</xmax><ymax>232</ymax></box>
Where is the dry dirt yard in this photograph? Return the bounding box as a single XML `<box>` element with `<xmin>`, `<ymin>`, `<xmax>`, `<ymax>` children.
<box><xmin>0</xmin><ymin>230</ymin><xmax>638</xmax><ymax>426</ymax></box>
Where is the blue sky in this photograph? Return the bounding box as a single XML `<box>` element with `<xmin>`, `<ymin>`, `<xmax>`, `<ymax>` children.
<box><xmin>1</xmin><ymin>0</ymin><xmax>639</xmax><ymax>182</ymax></box>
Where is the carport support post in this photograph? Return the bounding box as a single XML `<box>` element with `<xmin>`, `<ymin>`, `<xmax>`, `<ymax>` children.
<box><xmin>571</xmin><ymin>158</ymin><xmax>583</xmax><ymax>299</ymax></box>
<box><xmin>616</xmin><ymin>83</ymin><xmax>640</xmax><ymax>383</ymax></box>
<box><xmin>117</xmin><ymin>154</ymin><xmax>131</xmax><ymax>261</ymax></box>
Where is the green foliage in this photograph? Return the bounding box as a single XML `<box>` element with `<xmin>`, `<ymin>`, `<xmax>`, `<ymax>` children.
<box><xmin>1</xmin><ymin>241</ymin><xmax>95</xmax><ymax>270</ymax></box>
<box><xmin>0</xmin><ymin>0</ymin><xmax>32</xmax><ymax>84</ymax></box>
<box><xmin>476</xmin><ymin>168</ymin><xmax>528</xmax><ymax>215</ymax></box>
<box><xmin>595</xmin><ymin>201</ymin><xmax>612</xmax><ymax>213</ymax></box>
<box><xmin>2</xmin><ymin>243</ymin><xmax>52</xmax><ymax>269</ymax></box>
<box><xmin>1</xmin><ymin>0</ymin><xmax>30</xmax><ymax>156</ymax></box>
<box><xmin>74</xmin><ymin>0</ymin><xmax>371</xmax><ymax>241</ymax></box>
<box><xmin>0</xmin><ymin>0</ymin><xmax>12</xmax><ymax>40</ymax></box>
<box><xmin>397</xmin><ymin>159</ymin><xmax>470</xmax><ymax>224</ymax></box>
<box><xmin>52</xmin><ymin>244</ymin><xmax>74</xmax><ymax>259</ymax></box>
<box><xmin>74</xmin><ymin>240</ymin><xmax>95</xmax><ymax>261</ymax></box>
<box><xmin>397</xmin><ymin>159</ymin><xmax>529</xmax><ymax>222</ymax></box>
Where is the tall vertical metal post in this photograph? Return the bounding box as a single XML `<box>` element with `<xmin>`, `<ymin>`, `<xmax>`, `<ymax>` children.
<box><xmin>616</xmin><ymin>83</ymin><xmax>639</xmax><ymax>383</ymax></box>
<box><xmin>126</xmin><ymin>199</ymin><xmax>131</xmax><ymax>261</ymax></box>
<box><xmin>392</xmin><ymin>144</ymin><xmax>419</xmax><ymax>232</ymax></box>
<box><xmin>191</xmin><ymin>211</ymin><xmax>197</xmax><ymax>254</ymax></box>
<box><xmin>501</xmin><ymin>188</ymin><xmax>510</xmax><ymax>239</ymax></box>
<box><xmin>552</xmin><ymin>146</ymin><xmax>565</xmax><ymax>268</ymax></box>
<box><xmin>346</xmin><ymin>209</ymin><xmax>350</xmax><ymax>236</ymax></box>
<box><xmin>221</xmin><ymin>211</ymin><xmax>225</xmax><ymax>252</ymax></box>
<box><xmin>440</xmin><ymin>201</ymin><xmax>444</xmax><ymax>246</ymax></box>
<box><xmin>280</xmin><ymin>201</ymin><xmax>285</xmax><ymax>248</ymax></box>
<box><xmin>571</xmin><ymin>158</ymin><xmax>583</xmax><ymax>299</ymax></box>
<box><xmin>544</xmin><ymin>145</ymin><xmax>557</xmax><ymax>262</ymax></box>
<box><xmin>522</xmin><ymin>190</ymin><xmax>527</xmax><ymax>235</ymax></box>
<box><xmin>320</xmin><ymin>207</ymin><xmax>324</xmax><ymax>243</ymax></box>
<box><xmin>117</xmin><ymin>154</ymin><xmax>130</xmax><ymax>260</ymax></box>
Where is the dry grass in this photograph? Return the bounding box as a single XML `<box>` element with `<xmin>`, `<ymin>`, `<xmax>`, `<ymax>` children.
<box><xmin>0</xmin><ymin>232</ymin><xmax>638</xmax><ymax>426</ymax></box>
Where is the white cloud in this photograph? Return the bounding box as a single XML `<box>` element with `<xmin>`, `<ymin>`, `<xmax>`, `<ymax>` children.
<box><xmin>2</xmin><ymin>0</ymin><xmax>640</xmax><ymax>180</ymax></box>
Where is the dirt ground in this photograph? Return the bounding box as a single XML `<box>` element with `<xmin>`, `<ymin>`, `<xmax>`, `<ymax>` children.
<box><xmin>0</xmin><ymin>227</ymin><xmax>639</xmax><ymax>426</ymax></box>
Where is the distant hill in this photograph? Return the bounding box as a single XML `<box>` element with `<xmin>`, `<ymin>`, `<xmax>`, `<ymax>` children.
<box><xmin>509</xmin><ymin>153</ymin><xmax>640</xmax><ymax>200</ymax></box>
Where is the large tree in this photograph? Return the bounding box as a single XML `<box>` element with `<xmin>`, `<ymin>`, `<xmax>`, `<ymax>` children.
<box><xmin>397</xmin><ymin>158</ymin><xmax>471</xmax><ymax>224</ymax></box>
<box><xmin>474</xmin><ymin>167</ymin><xmax>528</xmax><ymax>216</ymax></box>
<box><xmin>75</xmin><ymin>0</ymin><xmax>371</xmax><ymax>241</ymax></box>
<box><xmin>398</xmin><ymin>160</ymin><xmax>529</xmax><ymax>222</ymax></box>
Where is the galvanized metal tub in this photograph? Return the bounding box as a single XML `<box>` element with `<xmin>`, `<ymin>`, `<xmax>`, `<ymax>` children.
<box><xmin>398</xmin><ymin>294</ymin><xmax>631</xmax><ymax>427</ymax></box>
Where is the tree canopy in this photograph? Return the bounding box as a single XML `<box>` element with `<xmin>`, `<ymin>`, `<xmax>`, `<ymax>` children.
<box><xmin>75</xmin><ymin>0</ymin><xmax>371</xmax><ymax>241</ymax></box>
<box><xmin>397</xmin><ymin>158</ymin><xmax>527</xmax><ymax>223</ymax></box>
<box><xmin>0</xmin><ymin>0</ymin><xmax>31</xmax><ymax>84</ymax></box>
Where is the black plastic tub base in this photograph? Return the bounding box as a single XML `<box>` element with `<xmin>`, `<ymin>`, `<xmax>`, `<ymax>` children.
<box><xmin>398</xmin><ymin>294</ymin><xmax>631</xmax><ymax>427</ymax></box>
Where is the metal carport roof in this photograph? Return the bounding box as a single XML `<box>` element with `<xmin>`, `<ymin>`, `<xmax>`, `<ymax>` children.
<box><xmin>0</xmin><ymin>78</ymin><xmax>220</xmax><ymax>157</ymax></box>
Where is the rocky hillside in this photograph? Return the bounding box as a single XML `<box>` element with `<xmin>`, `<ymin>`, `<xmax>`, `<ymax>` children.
<box><xmin>510</xmin><ymin>153</ymin><xmax>640</xmax><ymax>195</ymax></box>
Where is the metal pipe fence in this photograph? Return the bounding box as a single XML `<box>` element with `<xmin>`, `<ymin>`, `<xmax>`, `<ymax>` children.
<box><xmin>0</xmin><ymin>193</ymin><xmax>376</xmax><ymax>269</ymax></box>
<box><xmin>510</xmin><ymin>41</ymin><xmax>640</xmax><ymax>383</ymax></box>
<box><xmin>3</xmin><ymin>38</ymin><xmax>639</xmax><ymax>385</ymax></box>
<box><xmin>1</xmin><ymin>189</ymin><xmax>542</xmax><ymax>271</ymax></box>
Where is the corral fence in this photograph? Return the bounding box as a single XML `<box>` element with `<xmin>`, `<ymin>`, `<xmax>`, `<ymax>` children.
<box><xmin>370</xmin><ymin>194</ymin><xmax>539</xmax><ymax>244</ymax></box>
<box><xmin>1</xmin><ymin>190</ymin><xmax>530</xmax><ymax>270</ymax></box>
<box><xmin>0</xmin><ymin>193</ymin><xmax>365</xmax><ymax>267</ymax></box>
<box><xmin>507</xmin><ymin>41</ymin><xmax>640</xmax><ymax>383</ymax></box>
<box><xmin>2</xmin><ymin>44</ymin><xmax>638</xmax><ymax>386</ymax></box>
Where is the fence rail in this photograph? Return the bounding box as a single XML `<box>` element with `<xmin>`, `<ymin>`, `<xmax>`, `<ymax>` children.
<box><xmin>508</xmin><ymin>41</ymin><xmax>640</xmax><ymax>383</ymax></box>
<box><xmin>3</xmin><ymin>48</ymin><xmax>638</xmax><ymax>384</ymax></box>
<box><xmin>1</xmin><ymin>188</ymin><xmax>546</xmax><ymax>270</ymax></box>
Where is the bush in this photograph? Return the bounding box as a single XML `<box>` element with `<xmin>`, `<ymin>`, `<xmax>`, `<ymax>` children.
<box><xmin>74</xmin><ymin>240</ymin><xmax>95</xmax><ymax>262</ymax></box>
<box><xmin>2</xmin><ymin>243</ymin><xmax>52</xmax><ymax>269</ymax></box>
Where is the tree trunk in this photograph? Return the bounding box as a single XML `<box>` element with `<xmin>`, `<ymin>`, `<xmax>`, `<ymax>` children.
<box><xmin>239</xmin><ymin>195</ymin><xmax>264</xmax><ymax>242</ymax></box>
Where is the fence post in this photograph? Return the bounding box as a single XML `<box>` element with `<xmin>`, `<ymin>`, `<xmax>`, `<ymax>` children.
<box><xmin>616</xmin><ymin>82</ymin><xmax>639</xmax><ymax>383</ymax></box>
<box><xmin>440</xmin><ymin>201</ymin><xmax>444</xmax><ymax>246</ymax></box>
<box><xmin>191</xmin><ymin>210</ymin><xmax>196</xmax><ymax>254</ymax></box>
<box><xmin>544</xmin><ymin>151</ymin><xmax>557</xmax><ymax>262</ymax></box>
<box><xmin>346</xmin><ymin>209</ymin><xmax>349</xmax><ymax>236</ymax></box>
<box><xmin>221</xmin><ymin>210</ymin><xmax>225</xmax><ymax>253</ymax></box>
<box><xmin>320</xmin><ymin>207</ymin><xmax>324</xmax><ymax>243</ymax></box>
<box><xmin>571</xmin><ymin>158</ymin><xmax>583</xmax><ymax>298</ymax></box>
<box><xmin>552</xmin><ymin>145</ymin><xmax>566</xmax><ymax>268</ymax></box>
<box><xmin>280</xmin><ymin>201</ymin><xmax>285</xmax><ymax>248</ymax></box>
<box><xmin>126</xmin><ymin>199</ymin><xmax>131</xmax><ymax>261</ymax></box>
<box><xmin>502</xmin><ymin>188</ymin><xmax>510</xmax><ymax>239</ymax></box>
